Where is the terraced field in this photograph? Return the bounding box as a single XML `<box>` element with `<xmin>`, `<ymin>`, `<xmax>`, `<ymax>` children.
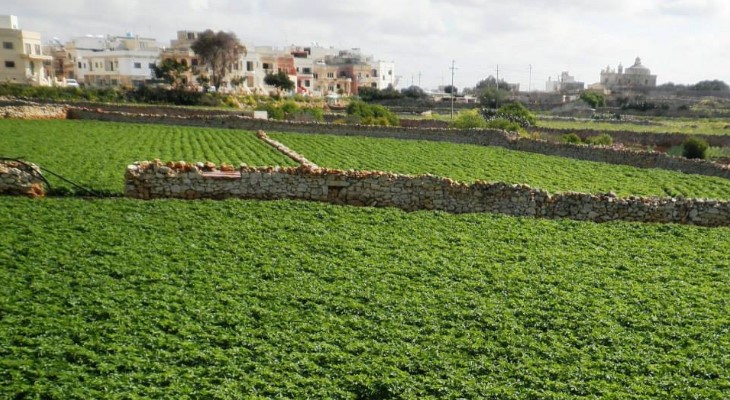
<box><xmin>0</xmin><ymin>120</ymin><xmax>295</xmax><ymax>193</ymax></box>
<box><xmin>2</xmin><ymin>198</ymin><xmax>729</xmax><ymax>398</ymax></box>
<box><xmin>537</xmin><ymin>117</ymin><xmax>730</xmax><ymax>135</ymax></box>
<box><xmin>271</xmin><ymin>132</ymin><xmax>730</xmax><ymax>199</ymax></box>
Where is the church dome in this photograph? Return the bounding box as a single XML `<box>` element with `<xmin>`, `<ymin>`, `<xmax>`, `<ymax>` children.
<box><xmin>625</xmin><ymin>57</ymin><xmax>650</xmax><ymax>75</ymax></box>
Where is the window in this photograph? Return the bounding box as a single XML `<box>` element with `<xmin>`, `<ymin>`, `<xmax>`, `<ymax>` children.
<box><xmin>262</xmin><ymin>62</ymin><xmax>271</xmax><ymax>70</ymax></box>
<box><xmin>327</xmin><ymin>72</ymin><xmax>334</xmax><ymax>78</ymax></box>
<box><xmin>372</xmin><ymin>69</ymin><xmax>378</xmax><ymax>77</ymax></box>
<box><xmin>302</xmin><ymin>67</ymin><xmax>311</xmax><ymax>74</ymax></box>
<box><xmin>187</xmin><ymin>32</ymin><xmax>195</xmax><ymax>40</ymax></box>
<box><xmin>371</xmin><ymin>83</ymin><xmax>377</xmax><ymax>88</ymax></box>
<box><xmin>78</xmin><ymin>61</ymin><xmax>82</xmax><ymax>69</ymax></box>
<box><xmin>313</xmin><ymin>73</ymin><xmax>319</xmax><ymax>79</ymax></box>
<box><xmin>25</xmin><ymin>43</ymin><xmax>31</xmax><ymax>54</ymax></box>
<box><xmin>304</xmin><ymin>80</ymin><xmax>310</xmax><ymax>87</ymax></box>
<box><xmin>134</xmin><ymin>62</ymin><xmax>142</xmax><ymax>69</ymax></box>
<box><xmin>328</xmin><ymin>85</ymin><xmax>334</xmax><ymax>91</ymax></box>
<box><xmin>3</xmin><ymin>42</ymin><xmax>13</xmax><ymax>50</ymax></box>
<box><xmin>5</xmin><ymin>61</ymin><xmax>15</xmax><ymax>68</ymax></box>
<box><xmin>246</xmin><ymin>61</ymin><xmax>253</xmax><ymax>71</ymax></box>
<box><xmin>149</xmin><ymin>63</ymin><xmax>155</xmax><ymax>69</ymax></box>
<box><xmin>35</xmin><ymin>44</ymin><xmax>41</xmax><ymax>55</ymax></box>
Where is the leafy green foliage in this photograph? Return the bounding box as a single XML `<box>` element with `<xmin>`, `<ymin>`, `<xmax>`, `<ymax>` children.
<box><xmin>478</xmin><ymin>87</ymin><xmax>509</xmax><ymax>108</ymax></box>
<box><xmin>585</xmin><ymin>133</ymin><xmax>614</xmax><ymax>146</ymax></box>
<box><xmin>152</xmin><ymin>59</ymin><xmax>191</xmax><ymax>89</ymax></box>
<box><xmin>346</xmin><ymin>101</ymin><xmax>399</xmax><ymax>126</ymax></box>
<box><xmin>264</xmin><ymin>71</ymin><xmax>295</xmax><ymax>92</ymax></box>
<box><xmin>0</xmin><ymin>120</ymin><xmax>295</xmax><ymax>193</ymax></box>
<box><xmin>562</xmin><ymin>133</ymin><xmax>583</xmax><ymax>144</ymax></box>
<box><xmin>256</xmin><ymin>101</ymin><xmax>324</xmax><ymax>122</ymax></box>
<box><xmin>485</xmin><ymin>118</ymin><xmax>524</xmax><ymax>133</ymax></box>
<box><xmin>449</xmin><ymin>110</ymin><xmax>486</xmax><ymax>129</ymax></box>
<box><xmin>1</xmin><ymin>198</ymin><xmax>730</xmax><ymax>398</ymax></box>
<box><xmin>270</xmin><ymin>132</ymin><xmax>730</xmax><ymax>199</ymax></box>
<box><xmin>481</xmin><ymin>102</ymin><xmax>536</xmax><ymax>128</ymax></box>
<box><xmin>683</xmin><ymin>137</ymin><xmax>709</xmax><ymax>159</ymax></box>
<box><xmin>580</xmin><ymin>91</ymin><xmax>606</xmax><ymax>108</ymax></box>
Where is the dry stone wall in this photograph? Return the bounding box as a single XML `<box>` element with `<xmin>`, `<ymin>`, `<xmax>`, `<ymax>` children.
<box><xmin>0</xmin><ymin>98</ymin><xmax>68</xmax><ymax>119</ymax></box>
<box><xmin>70</xmin><ymin>107</ymin><xmax>730</xmax><ymax>180</ymax></box>
<box><xmin>125</xmin><ymin>161</ymin><xmax>730</xmax><ymax>227</ymax></box>
<box><xmin>0</xmin><ymin>161</ymin><xmax>46</xmax><ymax>197</ymax></box>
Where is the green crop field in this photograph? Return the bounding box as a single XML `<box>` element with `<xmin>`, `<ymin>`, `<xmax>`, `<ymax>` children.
<box><xmin>537</xmin><ymin>117</ymin><xmax>730</xmax><ymax>136</ymax></box>
<box><xmin>270</xmin><ymin>132</ymin><xmax>730</xmax><ymax>199</ymax></box>
<box><xmin>0</xmin><ymin>120</ymin><xmax>295</xmax><ymax>193</ymax></box>
<box><xmin>1</xmin><ymin>197</ymin><xmax>729</xmax><ymax>399</ymax></box>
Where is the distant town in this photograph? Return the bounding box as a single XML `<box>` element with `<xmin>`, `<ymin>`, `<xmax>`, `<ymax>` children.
<box><xmin>2</xmin><ymin>13</ymin><xmax>728</xmax><ymax>107</ymax></box>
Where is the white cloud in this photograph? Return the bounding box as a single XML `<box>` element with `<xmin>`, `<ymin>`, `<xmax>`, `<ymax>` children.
<box><xmin>4</xmin><ymin>0</ymin><xmax>729</xmax><ymax>89</ymax></box>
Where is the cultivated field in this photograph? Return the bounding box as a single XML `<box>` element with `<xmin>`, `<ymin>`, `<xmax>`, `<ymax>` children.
<box><xmin>2</xmin><ymin>118</ymin><xmax>730</xmax><ymax>398</ymax></box>
<box><xmin>0</xmin><ymin>120</ymin><xmax>295</xmax><ymax>193</ymax></box>
<box><xmin>2</xmin><ymin>198</ymin><xmax>729</xmax><ymax>398</ymax></box>
<box><xmin>4</xmin><ymin>119</ymin><xmax>730</xmax><ymax>198</ymax></box>
<box><xmin>270</xmin><ymin>132</ymin><xmax>730</xmax><ymax>199</ymax></box>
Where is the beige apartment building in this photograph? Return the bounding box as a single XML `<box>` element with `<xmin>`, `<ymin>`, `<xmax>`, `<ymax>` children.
<box><xmin>0</xmin><ymin>15</ymin><xmax>54</xmax><ymax>86</ymax></box>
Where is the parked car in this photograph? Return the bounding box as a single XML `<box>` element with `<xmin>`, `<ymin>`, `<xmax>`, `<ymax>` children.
<box><xmin>66</xmin><ymin>79</ymin><xmax>80</xmax><ymax>88</ymax></box>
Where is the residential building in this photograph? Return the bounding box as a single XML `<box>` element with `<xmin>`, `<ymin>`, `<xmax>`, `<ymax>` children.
<box><xmin>0</xmin><ymin>15</ymin><xmax>54</xmax><ymax>86</ymax></box>
<box><xmin>599</xmin><ymin>57</ymin><xmax>657</xmax><ymax>92</ymax></box>
<box><xmin>61</xmin><ymin>34</ymin><xmax>160</xmax><ymax>87</ymax></box>
<box><xmin>546</xmin><ymin>71</ymin><xmax>584</xmax><ymax>93</ymax></box>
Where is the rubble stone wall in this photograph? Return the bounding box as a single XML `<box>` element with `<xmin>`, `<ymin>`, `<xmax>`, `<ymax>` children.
<box><xmin>0</xmin><ymin>161</ymin><xmax>46</xmax><ymax>197</ymax></box>
<box><xmin>125</xmin><ymin>161</ymin><xmax>730</xmax><ymax>227</ymax></box>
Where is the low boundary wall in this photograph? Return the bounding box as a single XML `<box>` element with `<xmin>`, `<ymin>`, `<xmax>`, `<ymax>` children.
<box><xmin>531</xmin><ymin>126</ymin><xmax>730</xmax><ymax>148</ymax></box>
<box><xmin>70</xmin><ymin>107</ymin><xmax>730</xmax><ymax>181</ymax></box>
<box><xmin>125</xmin><ymin>161</ymin><xmax>730</xmax><ymax>227</ymax></box>
<box><xmin>0</xmin><ymin>161</ymin><xmax>46</xmax><ymax>197</ymax></box>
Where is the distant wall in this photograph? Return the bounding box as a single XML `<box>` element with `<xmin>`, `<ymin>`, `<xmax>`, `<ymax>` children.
<box><xmin>70</xmin><ymin>107</ymin><xmax>730</xmax><ymax>181</ymax></box>
<box><xmin>125</xmin><ymin>162</ymin><xmax>730</xmax><ymax>227</ymax></box>
<box><xmin>0</xmin><ymin>161</ymin><xmax>46</xmax><ymax>197</ymax></box>
<box><xmin>531</xmin><ymin>126</ymin><xmax>730</xmax><ymax>148</ymax></box>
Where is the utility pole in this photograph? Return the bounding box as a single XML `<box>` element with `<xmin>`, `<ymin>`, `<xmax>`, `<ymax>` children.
<box><xmin>418</xmin><ymin>71</ymin><xmax>422</xmax><ymax>87</ymax></box>
<box><xmin>450</xmin><ymin>60</ymin><xmax>458</xmax><ymax>120</ymax></box>
<box><xmin>495</xmin><ymin>64</ymin><xmax>500</xmax><ymax>108</ymax></box>
<box><xmin>529</xmin><ymin>64</ymin><xmax>532</xmax><ymax>93</ymax></box>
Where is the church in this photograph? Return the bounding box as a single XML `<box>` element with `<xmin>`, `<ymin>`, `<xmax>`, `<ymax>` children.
<box><xmin>599</xmin><ymin>57</ymin><xmax>657</xmax><ymax>91</ymax></box>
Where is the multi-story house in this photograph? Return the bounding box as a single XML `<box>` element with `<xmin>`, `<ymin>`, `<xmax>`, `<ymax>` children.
<box><xmin>0</xmin><ymin>15</ymin><xmax>54</xmax><ymax>86</ymax></box>
<box><xmin>61</xmin><ymin>34</ymin><xmax>159</xmax><ymax>87</ymax></box>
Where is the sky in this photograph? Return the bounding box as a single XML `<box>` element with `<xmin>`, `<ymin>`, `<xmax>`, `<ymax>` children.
<box><xmin>5</xmin><ymin>0</ymin><xmax>730</xmax><ymax>91</ymax></box>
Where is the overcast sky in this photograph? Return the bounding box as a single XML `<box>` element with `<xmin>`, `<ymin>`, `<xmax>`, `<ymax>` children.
<box><xmin>6</xmin><ymin>0</ymin><xmax>729</xmax><ymax>91</ymax></box>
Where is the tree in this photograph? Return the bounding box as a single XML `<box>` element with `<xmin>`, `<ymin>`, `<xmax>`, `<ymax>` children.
<box><xmin>191</xmin><ymin>30</ymin><xmax>246</xmax><ymax>89</ymax></box>
<box><xmin>476</xmin><ymin>76</ymin><xmax>511</xmax><ymax>91</ymax></box>
<box><xmin>401</xmin><ymin>85</ymin><xmax>427</xmax><ymax>99</ymax></box>
<box><xmin>264</xmin><ymin>71</ymin><xmax>295</xmax><ymax>93</ymax></box>
<box><xmin>478</xmin><ymin>87</ymin><xmax>509</xmax><ymax>109</ymax></box>
<box><xmin>152</xmin><ymin>59</ymin><xmax>190</xmax><ymax>89</ymax></box>
<box><xmin>580</xmin><ymin>91</ymin><xmax>606</xmax><ymax>108</ymax></box>
<box><xmin>444</xmin><ymin>85</ymin><xmax>458</xmax><ymax>95</ymax></box>
<box><xmin>691</xmin><ymin>80</ymin><xmax>729</xmax><ymax>91</ymax></box>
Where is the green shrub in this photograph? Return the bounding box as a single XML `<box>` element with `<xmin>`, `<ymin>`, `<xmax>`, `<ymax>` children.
<box><xmin>497</xmin><ymin>102</ymin><xmax>536</xmax><ymax>126</ymax></box>
<box><xmin>682</xmin><ymin>137</ymin><xmax>709</xmax><ymax>159</ymax></box>
<box><xmin>450</xmin><ymin>110</ymin><xmax>487</xmax><ymax>129</ymax></box>
<box><xmin>346</xmin><ymin>101</ymin><xmax>398</xmax><ymax>126</ymax></box>
<box><xmin>580</xmin><ymin>91</ymin><xmax>606</xmax><ymax>108</ymax></box>
<box><xmin>562</xmin><ymin>133</ymin><xmax>583</xmax><ymax>144</ymax></box>
<box><xmin>485</xmin><ymin>118</ymin><xmax>524</xmax><ymax>133</ymax></box>
<box><xmin>585</xmin><ymin>134</ymin><xmax>613</xmax><ymax>146</ymax></box>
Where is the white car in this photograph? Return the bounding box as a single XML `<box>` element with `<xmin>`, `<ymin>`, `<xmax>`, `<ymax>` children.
<box><xmin>66</xmin><ymin>79</ymin><xmax>80</xmax><ymax>88</ymax></box>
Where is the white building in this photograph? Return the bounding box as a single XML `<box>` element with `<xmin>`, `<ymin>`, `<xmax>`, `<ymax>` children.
<box><xmin>0</xmin><ymin>15</ymin><xmax>54</xmax><ymax>86</ymax></box>
<box><xmin>64</xmin><ymin>34</ymin><xmax>160</xmax><ymax>87</ymax></box>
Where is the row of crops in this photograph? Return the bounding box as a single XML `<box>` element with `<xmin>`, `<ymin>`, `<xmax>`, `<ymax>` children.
<box><xmin>2</xmin><ymin>119</ymin><xmax>730</xmax><ymax>199</ymax></box>
<box><xmin>2</xmin><ymin>198</ymin><xmax>729</xmax><ymax>398</ymax></box>
<box><xmin>1</xmin><ymin>119</ymin><xmax>729</xmax><ymax>398</ymax></box>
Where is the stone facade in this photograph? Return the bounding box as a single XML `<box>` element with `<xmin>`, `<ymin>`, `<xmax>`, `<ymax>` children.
<box><xmin>126</xmin><ymin>161</ymin><xmax>730</xmax><ymax>227</ymax></box>
<box><xmin>0</xmin><ymin>160</ymin><xmax>45</xmax><ymax>197</ymax></box>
